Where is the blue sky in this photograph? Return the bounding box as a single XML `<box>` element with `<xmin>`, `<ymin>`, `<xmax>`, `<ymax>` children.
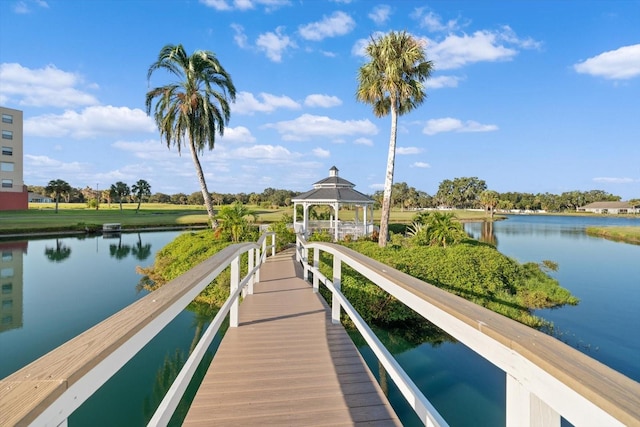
<box><xmin>1</xmin><ymin>0</ymin><xmax>639</xmax><ymax>201</ymax></box>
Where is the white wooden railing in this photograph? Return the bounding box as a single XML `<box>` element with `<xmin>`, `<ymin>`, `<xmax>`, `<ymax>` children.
<box><xmin>0</xmin><ymin>233</ymin><xmax>276</xmax><ymax>427</ymax></box>
<box><xmin>295</xmin><ymin>236</ymin><xmax>640</xmax><ymax>427</ymax></box>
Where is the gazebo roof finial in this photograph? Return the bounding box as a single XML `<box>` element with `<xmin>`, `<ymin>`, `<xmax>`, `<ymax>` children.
<box><xmin>329</xmin><ymin>166</ymin><xmax>338</xmax><ymax>177</ymax></box>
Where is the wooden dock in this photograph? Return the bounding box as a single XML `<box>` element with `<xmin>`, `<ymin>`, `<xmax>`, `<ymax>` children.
<box><xmin>183</xmin><ymin>249</ymin><xmax>401</xmax><ymax>426</ymax></box>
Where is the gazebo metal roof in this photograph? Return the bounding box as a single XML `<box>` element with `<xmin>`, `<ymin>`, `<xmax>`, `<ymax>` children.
<box><xmin>292</xmin><ymin>167</ymin><xmax>375</xmax><ymax>241</ymax></box>
<box><xmin>292</xmin><ymin>166</ymin><xmax>373</xmax><ymax>205</ymax></box>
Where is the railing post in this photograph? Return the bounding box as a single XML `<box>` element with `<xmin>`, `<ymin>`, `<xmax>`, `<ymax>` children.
<box><xmin>506</xmin><ymin>374</ymin><xmax>560</xmax><ymax>427</ymax></box>
<box><xmin>230</xmin><ymin>255</ymin><xmax>240</xmax><ymax>328</ymax></box>
<box><xmin>271</xmin><ymin>233</ymin><xmax>276</xmax><ymax>257</ymax></box>
<box><xmin>248</xmin><ymin>247</ymin><xmax>255</xmax><ymax>295</ymax></box>
<box><xmin>255</xmin><ymin>246</ymin><xmax>261</xmax><ymax>283</ymax></box>
<box><xmin>332</xmin><ymin>255</ymin><xmax>341</xmax><ymax>324</ymax></box>
<box><xmin>295</xmin><ymin>235</ymin><xmax>301</xmax><ymax>262</ymax></box>
<box><xmin>313</xmin><ymin>248</ymin><xmax>319</xmax><ymax>293</ymax></box>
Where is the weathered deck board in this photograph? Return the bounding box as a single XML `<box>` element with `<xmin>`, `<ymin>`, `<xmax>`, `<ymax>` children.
<box><xmin>183</xmin><ymin>249</ymin><xmax>401</xmax><ymax>426</ymax></box>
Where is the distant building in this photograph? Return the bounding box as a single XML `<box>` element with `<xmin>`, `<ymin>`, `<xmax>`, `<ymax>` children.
<box><xmin>577</xmin><ymin>201</ymin><xmax>639</xmax><ymax>214</ymax></box>
<box><xmin>0</xmin><ymin>106</ymin><xmax>28</xmax><ymax>211</ymax></box>
<box><xmin>28</xmin><ymin>193</ymin><xmax>53</xmax><ymax>203</ymax></box>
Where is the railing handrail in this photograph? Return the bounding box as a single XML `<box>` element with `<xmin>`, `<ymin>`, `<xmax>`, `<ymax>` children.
<box><xmin>0</xmin><ymin>232</ymin><xmax>276</xmax><ymax>427</ymax></box>
<box><xmin>297</xmin><ymin>238</ymin><xmax>640</xmax><ymax>427</ymax></box>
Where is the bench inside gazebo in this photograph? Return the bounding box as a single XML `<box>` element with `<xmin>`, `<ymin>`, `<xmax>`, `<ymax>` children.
<box><xmin>292</xmin><ymin>166</ymin><xmax>376</xmax><ymax>241</ymax></box>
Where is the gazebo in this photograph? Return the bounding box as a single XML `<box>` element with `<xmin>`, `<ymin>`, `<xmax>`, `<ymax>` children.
<box><xmin>292</xmin><ymin>166</ymin><xmax>375</xmax><ymax>241</ymax></box>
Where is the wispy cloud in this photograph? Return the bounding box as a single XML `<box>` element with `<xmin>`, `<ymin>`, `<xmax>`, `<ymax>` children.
<box><xmin>299</xmin><ymin>11</ymin><xmax>355</xmax><ymax>41</ymax></box>
<box><xmin>593</xmin><ymin>177</ymin><xmax>638</xmax><ymax>184</ymax></box>
<box><xmin>397</xmin><ymin>147</ymin><xmax>422</xmax><ymax>155</ymax></box>
<box><xmin>263</xmin><ymin>113</ymin><xmax>377</xmax><ymax>141</ymax></box>
<box><xmin>256</xmin><ymin>27</ymin><xmax>296</xmax><ymax>62</ymax></box>
<box><xmin>423</xmin><ymin>117</ymin><xmax>498</xmax><ymax>135</ymax></box>
<box><xmin>13</xmin><ymin>0</ymin><xmax>48</xmax><ymax>14</ymax></box>
<box><xmin>574</xmin><ymin>44</ymin><xmax>640</xmax><ymax>80</ymax></box>
<box><xmin>0</xmin><ymin>63</ymin><xmax>99</xmax><ymax>108</ymax></box>
<box><xmin>199</xmin><ymin>0</ymin><xmax>290</xmax><ymax>12</ymax></box>
<box><xmin>304</xmin><ymin>94</ymin><xmax>342</xmax><ymax>108</ymax></box>
<box><xmin>25</xmin><ymin>106</ymin><xmax>156</xmax><ymax>139</ymax></box>
<box><xmin>312</xmin><ymin>147</ymin><xmax>331</xmax><ymax>158</ymax></box>
<box><xmin>368</xmin><ymin>5</ymin><xmax>391</xmax><ymax>25</ymax></box>
<box><xmin>233</xmin><ymin>91</ymin><xmax>300</xmax><ymax>114</ymax></box>
<box><xmin>411</xmin><ymin>162</ymin><xmax>431</xmax><ymax>168</ymax></box>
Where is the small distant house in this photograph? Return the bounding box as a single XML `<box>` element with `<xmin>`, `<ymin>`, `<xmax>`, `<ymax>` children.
<box><xmin>577</xmin><ymin>201</ymin><xmax>639</xmax><ymax>214</ymax></box>
<box><xmin>28</xmin><ymin>192</ymin><xmax>53</xmax><ymax>203</ymax></box>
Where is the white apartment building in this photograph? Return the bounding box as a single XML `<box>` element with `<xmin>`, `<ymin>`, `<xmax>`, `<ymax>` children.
<box><xmin>0</xmin><ymin>106</ymin><xmax>27</xmax><ymax>210</ymax></box>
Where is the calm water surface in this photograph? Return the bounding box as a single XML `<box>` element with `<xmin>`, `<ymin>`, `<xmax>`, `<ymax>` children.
<box><xmin>2</xmin><ymin>216</ymin><xmax>639</xmax><ymax>426</ymax></box>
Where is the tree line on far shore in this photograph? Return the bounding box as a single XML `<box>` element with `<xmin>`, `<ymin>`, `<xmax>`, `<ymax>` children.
<box><xmin>30</xmin><ymin>175</ymin><xmax>635</xmax><ymax>214</ymax></box>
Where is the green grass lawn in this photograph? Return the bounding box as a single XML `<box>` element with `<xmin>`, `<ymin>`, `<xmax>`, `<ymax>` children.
<box><xmin>585</xmin><ymin>226</ymin><xmax>640</xmax><ymax>244</ymax></box>
<box><xmin>0</xmin><ymin>203</ymin><xmax>497</xmax><ymax>236</ymax></box>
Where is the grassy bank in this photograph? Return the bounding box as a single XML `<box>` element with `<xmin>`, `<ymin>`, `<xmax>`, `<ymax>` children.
<box><xmin>0</xmin><ymin>204</ymin><xmax>494</xmax><ymax>236</ymax></box>
<box><xmin>585</xmin><ymin>226</ymin><xmax>640</xmax><ymax>245</ymax></box>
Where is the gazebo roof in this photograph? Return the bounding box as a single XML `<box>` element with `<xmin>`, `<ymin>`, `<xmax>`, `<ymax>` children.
<box><xmin>292</xmin><ymin>166</ymin><xmax>373</xmax><ymax>204</ymax></box>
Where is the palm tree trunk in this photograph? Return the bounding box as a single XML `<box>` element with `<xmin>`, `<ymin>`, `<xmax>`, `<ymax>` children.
<box><xmin>378</xmin><ymin>106</ymin><xmax>398</xmax><ymax>247</ymax></box>
<box><xmin>188</xmin><ymin>138</ymin><xmax>215</xmax><ymax>225</ymax></box>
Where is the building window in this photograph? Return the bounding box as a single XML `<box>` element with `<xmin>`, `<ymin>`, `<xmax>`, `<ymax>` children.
<box><xmin>1</xmin><ymin>179</ymin><xmax>12</xmax><ymax>188</ymax></box>
<box><xmin>1</xmin><ymin>251</ymin><xmax>11</xmax><ymax>261</ymax></box>
<box><xmin>0</xmin><ymin>162</ymin><xmax>14</xmax><ymax>172</ymax></box>
<box><xmin>2</xmin><ymin>299</ymin><xmax>12</xmax><ymax>309</ymax></box>
<box><xmin>1</xmin><ymin>130</ymin><xmax>12</xmax><ymax>140</ymax></box>
<box><xmin>1</xmin><ymin>114</ymin><xmax>12</xmax><ymax>124</ymax></box>
<box><xmin>1</xmin><ymin>146</ymin><xmax>12</xmax><ymax>156</ymax></box>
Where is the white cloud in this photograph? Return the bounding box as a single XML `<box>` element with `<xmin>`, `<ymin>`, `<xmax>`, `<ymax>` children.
<box><xmin>593</xmin><ymin>177</ymin><xmax>638</xmax><ymax>184</ymax></box>
<box><xmin>229</xmin><ymin>144</ymin><xmax>300</xmax><ymax>161</ymax></box>
<box><xmin>354</xmin><ymin>137</ymin><xmax>373</xmax><ymax>146</ymax></box>
<box><xmin>233</xmin><ymin>91</ymin><xmax>300</xmax><ymax>114</ymax></box>
<box><xmin>299</xmin><ymin>11</ymin><xmax>355</xmax><ymax>41</ymax></box>
<box><xmin>411</xmin><ymin>161</ymin><xmax>431</xmax><ymax>168</ymax></box>
<box><xmin>304</xmin><ymin>94</ymin><xmax>342</xmax><ymax>108</ymax></box>
<box><xmin>0</xmin><ymin>63</ymin><xmax>99</xmax><ymax>108</ymax></box>
<box><xmin>423</xmin><ymin>117</ymin><xmax>498</xmax><ymax>135</ymax></box>
<box><xmin>397</xmin><ymin>147</ymin><xmax>422</xmax><ymax>155</ymax></box>
<box><xmin>426</xmin><ymin>26</ymin><xmax>540</xmax><ymax>70</ymax></box>
<box><xmin>231</xmin><ymin>24</ymin><xmax>248</xmax><ymax>48</ymax></box>
<box><xmin>574</xmin><ymin>44</ymin><xmax>640</xmax><ymax>80</ymax></box>
<box><xmin>220</xmin><ymin>126</ymin><xmax>256</xmax><ymax>143</ymax></box>
<box><xmin>368</xmin><ymin>5</ymin><xmax>391</xmax><ymax>25</ymax></box>
<box><xmin>413</xmin><ymin>9</ymin><xmax>461</xmax><ymax>32</ymax></box>
<box><xmin>263</xmin><ymin>113</ymin><xmax>378</xmax><ymax>141</ymax></box>
<box><xmin>312</xmin><ymin>147</ymin><xmax>331</xmax><ymax>158</ymax></box>
<box><xmin>256</xmin><ymin>27</ymin><xmax>296</xmax><ymax>62</ymax></box>
<box><xmin>13</xmin><ymin>0</ymin><xmax>48</xmax><ymax>14</ymax></box>
<box><xmin>25</xmin><ymin>106</ymin><xmax>156</xmax><ymax>139</ymax></box>
<box><xmin>199</xmin><ymin>0</ymin><xmax>290</xmax><ymax>11</ymax></box>
<box><xmin>427</xmin><ymin>75</ymin><xmax>463</xmax><ymax>89</ymax></box>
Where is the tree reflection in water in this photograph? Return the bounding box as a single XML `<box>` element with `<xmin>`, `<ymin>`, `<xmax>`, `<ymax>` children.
<box><xmin>44</xmin><ymin>239</ymin><xmax>71</xmax><ymax>262</ymax></box>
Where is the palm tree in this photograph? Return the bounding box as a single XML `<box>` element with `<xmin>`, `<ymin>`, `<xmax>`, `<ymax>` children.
<box><xmin>356</xmin><ymin>31</ymin><xmax>433</xmax><ymax>247</ymax></box>
<box><xmin>146</xmin><ymin>44</ymin><xmax>236</xmax><ymax>226</ymax></box>
<box><xmin>479</xmin><ymin>190</ymin><xmax>500</xmax><ymax>219</ymax></box>
<box><xmin>216</xmin><ymin>202</ymin><xmax>258</xmax><ymax>242</ymax></box>
<box><xmin>45</xmin><ymin>179</ymin><xmax>72</xmax><ymax>213</ymax></box>
<box><xmin>132</xmin><ymin>179</ymin><xmax>152</xmax><ymax>213</ymax></box>
<box><xmin>110</xmin><ymin>181</ymin><xmax>130</xmax><ymax>211</ymax></box>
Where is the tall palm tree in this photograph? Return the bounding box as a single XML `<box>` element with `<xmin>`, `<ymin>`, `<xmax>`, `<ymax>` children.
<box><xmin>479</xmin><ymin>190</ymin><xmax>500</xmax><ymax>219</ymax></box>
<box><xmin>146</xmin><ymin>44</ymin><xmax>236</xmax><ymax>226</ymax></box>
<box><xmin>45</xmin><ymin>179</ymin><xmax>72</xmax><ymax>213</ymax></box>
<box><xmin>356</xmin><ymin>31</ymin><xmax>433</xmax><ymax>247</ymax></box>
<box><xmin>132</xmin><ymin>179</ymin><xmax>152</xmax><ymax>213</ymax></box>
<box><xmin>110</xmin><ymin>181</ymin><xmax>130</xmax><ymax>211</ymax></box>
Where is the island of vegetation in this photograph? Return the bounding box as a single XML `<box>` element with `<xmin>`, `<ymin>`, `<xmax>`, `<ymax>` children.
<box><xmin>585</xmin><ymin>226</ymin><xmax>640</xmax><ymax>245</ymax></box>
<box><xmin>137</xmin><ymin>207</ymin><xmax>578</xmax><ymax>345</ymax></box>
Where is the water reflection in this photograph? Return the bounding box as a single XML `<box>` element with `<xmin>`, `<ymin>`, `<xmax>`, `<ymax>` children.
<box><xmin>44</xmin><ymin>239</ymin><xmax>72</xmax><ymax>262</ymax></box>
<box><xmin>0</xmin><ymin>241</ymin><xmax>27</xmax><ymax>333</ymax></box>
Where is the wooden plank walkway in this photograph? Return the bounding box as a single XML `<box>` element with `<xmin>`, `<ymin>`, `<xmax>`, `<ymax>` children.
<box><xmin>183</xmin><ymin>248</ymin><xmax>401</xmax><ymax>426</ymax></box>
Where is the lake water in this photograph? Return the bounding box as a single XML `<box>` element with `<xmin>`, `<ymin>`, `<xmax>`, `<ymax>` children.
<box><xmin>1</xmin><ymin>216</ymin><xmax>639</xmax><ymax>426</ymax></box>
